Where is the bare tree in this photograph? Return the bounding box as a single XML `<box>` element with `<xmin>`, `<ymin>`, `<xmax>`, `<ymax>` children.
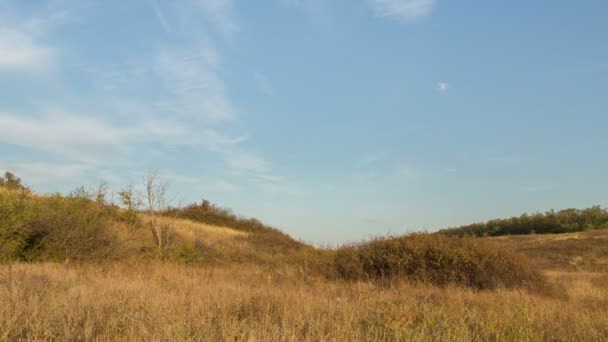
<box><xmin>144</xmin><ymin>170</ymin><xmax>170</xmax><ymax>251</ymax></box>
<box><xmin>94</xmin><ymin>181</ymin><xmax>109</xmax><ymax>205</ymax></box>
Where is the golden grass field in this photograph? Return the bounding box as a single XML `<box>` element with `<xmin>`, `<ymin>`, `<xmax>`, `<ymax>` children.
<box><xmin>1</xmin><ymin>217</ymin><xmax>608</xmax><ymax>341</ymax></box>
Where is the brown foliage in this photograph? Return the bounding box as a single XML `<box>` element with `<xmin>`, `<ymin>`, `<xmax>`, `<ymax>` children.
<box><xmin>334</xmin><ymin>233</ymin><xmax>547</xmax><ymax>291</ymax></box>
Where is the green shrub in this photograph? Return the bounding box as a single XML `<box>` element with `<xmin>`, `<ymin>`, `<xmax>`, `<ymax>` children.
<box><xmin>0</xmin><ymin>172</ymin><xmax>27</xmax><ymax>191</ymax></box>
<box><xmin>173</xmin><ymin>243</ymin><xmax>202</xmax><ymax>264</ymax></box>
<box><xmin>334</xmin><ymin>233</ymin><xmax>546</xmax><ymax>290</ymax></box>
<box><xmin>0</xmin><ymin>188</ymin><xmax>115</xmax><ymax>263</ymax></box>
<box><xmin>0</xmin><ymin>189</ymin><xmax>36</xmax><ymax>262</ymax></box>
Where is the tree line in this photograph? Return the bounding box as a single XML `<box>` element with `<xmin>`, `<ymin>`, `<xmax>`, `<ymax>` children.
<box><xmin>438</xmin><ymin>206</ymin><xmax>608</xmax><ymax>237</ymax></box>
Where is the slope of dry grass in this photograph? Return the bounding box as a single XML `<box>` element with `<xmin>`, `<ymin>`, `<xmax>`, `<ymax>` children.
<box><xmin>0</xmin><ymin>262</ymin><xmax>607</xmax><ymax>341</ymax></box>
<box><xmin>2</xmin><ymin>186</ymin><xmax>608</xmax><ymax>340</ymax></box>
<box><xmin>490</xmin><ymin>229</ymin><xmax>608</xmax><ymax>272</ymax></box>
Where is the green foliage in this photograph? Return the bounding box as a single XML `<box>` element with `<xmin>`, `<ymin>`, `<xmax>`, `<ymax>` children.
<box><xmin>334</xmin><ymin>233</ymin><xmax>546</xmax><ymax>290</ymax></box>
<box><xmin>0</xmin><ymin>189</ymin><xmax>35</xmax><ymax>262</ymax></box>
<box><xmin>0</xmin><ymin>187</ymin><xmax>116</xmax><ymax>263</ymax></box>
<box><xmin>117</xmin><ymin>185</ymin><xmax>141</xmax><ymax>229</ymax></box>
<box><xmin>173</xmin><ymin>243</ymin><xmax>202</xmax><ymax>263</ymax></box>
<box><xmin>438</xmin><ymin>206</ymin><xmax>608</xmax><ymax>237</ymax></box>
<box><xmin>0</xmin><ymin>172</ymin><xmax>27</xmax><ymax>191</ymax></box>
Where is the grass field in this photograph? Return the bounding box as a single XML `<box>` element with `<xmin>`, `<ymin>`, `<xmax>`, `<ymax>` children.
<box><xmin>1</xmin><ymin>227</ymin><xmax>607</xmax><ymax>341</ymax></box>
<box><xmin>1</xmin><ymin>262</ymin><xmax>607</xmax><ymax>341</ymax></box>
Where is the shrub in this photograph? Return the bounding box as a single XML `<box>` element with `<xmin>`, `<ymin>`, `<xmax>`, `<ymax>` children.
<box><xmin>173</xmin><ymin>243</ymin><xmax>202</xmax><ymax>264</ymax></box>
<box><xmin>0</xmin><ymin>189</ymin><xmax>36</xmax><ymax>262</ymax></box>
<box><xmin>334</xmin><ymin>233</ymin><xmax>546</xmax><ymax>290</ymax></box>
<box><xmin>0</xmin><ymin>172</ymin><xmax>27</xmax><ymax>191</ymax></box>
<box><xmin>0</xmin><ymin>188</ymin><xmax>115</xmax><ymax>263</ymax></box>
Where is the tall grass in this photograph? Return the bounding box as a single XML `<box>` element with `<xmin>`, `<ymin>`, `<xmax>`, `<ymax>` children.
<box><xmin>0</xmin><ymin>262</ymin><xmax>606</xmax><ymax>341</ymax></box>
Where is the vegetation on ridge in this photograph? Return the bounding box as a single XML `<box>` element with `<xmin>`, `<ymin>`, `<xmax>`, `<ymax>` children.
<box><xmin>438</xmin><ymin>206</ymin><xmax>608</xmax><ymax>237</ymax></box>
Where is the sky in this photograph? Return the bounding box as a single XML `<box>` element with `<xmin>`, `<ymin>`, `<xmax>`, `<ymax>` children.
<box><xmin>1</xmin><ymin>0</ymin><xmax>607</xmax><ymax>245</ymax></box>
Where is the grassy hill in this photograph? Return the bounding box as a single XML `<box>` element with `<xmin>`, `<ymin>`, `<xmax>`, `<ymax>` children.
<box><xmin>1</xmin><ymin>174</ymin><xmax>607</xmax><ymax>340</ymax></box>
<box><xmin>490</xmin><ymin>228</ymin><xmax>608</xmax><ymax>272</ymax></box>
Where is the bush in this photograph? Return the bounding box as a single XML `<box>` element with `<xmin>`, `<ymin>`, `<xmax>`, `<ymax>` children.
<box><xmin>334</xmin><ymin>233</ymin><xmax>546</xmax><ymax>290</ymax></box>
<box><xmin>173</xmin><ymin>243</ymin><xmax>202</xmax><ymax>263</ymax></box>
<box><xmin>0</xmin><ymin>172</ymin><xmax>27</xmax><ymax>191</ymax></box>
<box><xmin>0</xmin><ymin>188</ymin><xmax>115</xmax><ymax>263</ymax></box>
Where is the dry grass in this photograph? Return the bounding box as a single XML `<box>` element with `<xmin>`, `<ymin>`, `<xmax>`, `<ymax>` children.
<box><xmin>160</xmin><ymin>216</ymin><xmax>249</xmax><ymax>241</ymax></box>
<box><xmin>2</xmin><ymin>202</ymin><xmax>607</xmax><ymax>340</ymax></box>
<box><xmin>490</xmin><ymin>229</ymin><xmax>608</xmax><ymax>272</ymax></box>
<box><xmin>0</xmin><ymin>262</ymin><xmax>607</xmax><ymax>341</ymax></box>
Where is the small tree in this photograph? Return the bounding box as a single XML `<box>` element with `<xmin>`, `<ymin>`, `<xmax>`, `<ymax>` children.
<box><xmin>144</xmin><ymin>171</ymin><xmax>171</xmax><ymax>251</ymax></box>
<box><xmin>0</xmin><ymin>172</ymin><xmax>26</xmax><ymax>191</ymax></box>
<box><xmin>117</xmin><ymin>184</ymin><xmax>141</xmax><ymax>229</ymax></box>
<box><xmin>94</xmin><ymin>181</ymin><xmax>109</xmax><ymax>206</ymax></box>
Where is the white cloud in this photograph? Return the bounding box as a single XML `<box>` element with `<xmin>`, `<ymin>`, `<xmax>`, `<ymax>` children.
<box><xmin>370</xmin><ymin>0</ymin><xmax>436</xmax><ymax>21</ymax></box>
<box><xmin>0</xmin><ymin>28</ymin><xmax>54</xmax><ymax>70</ymax></box>
<box><xmin>2</xmin><ymin>162</ymin><xmax>93</xmax><ymax>182</ymax></box>
<box><xmin>437</xmin><ymin>81</ymin><xmax>448</xmax><ymax>93</ymax></box>
<box><xmin>155</xmin><ymin>47</ymin><xmax>236</xmax><ymax>122</ymax></box>
<box><xmin>0</xmin><ymin>111</ymin><xmax>126</xmax><ymax>152</ymax></box>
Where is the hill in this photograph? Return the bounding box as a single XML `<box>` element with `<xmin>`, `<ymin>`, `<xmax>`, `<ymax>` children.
<box><xmin>490</xmin><ymin>228</ymin><xmax>608</xmax><ymax>272</ymax></box>
<box><xmin>1</xmin><ymin>174</ymin><xmax>607</xmax><ymax>340</ymax></box>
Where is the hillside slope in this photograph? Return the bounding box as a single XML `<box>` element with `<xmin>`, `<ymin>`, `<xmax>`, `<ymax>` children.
<box><xmin>489</xmin><ymin>229</ymin><xmax>608</xmax><ymax>272</ymax></box>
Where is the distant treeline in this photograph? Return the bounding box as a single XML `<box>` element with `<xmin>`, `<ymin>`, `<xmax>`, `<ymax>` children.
<box><xmin>438</xmin><ymin>206</ymin><xmax>608</xmax><ymax>237</ymax></box>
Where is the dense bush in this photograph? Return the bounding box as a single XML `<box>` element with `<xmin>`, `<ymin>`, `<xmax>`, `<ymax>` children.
<box><xmin>438</xmin><ymin>206</ymin><xmax>608</xmax><ymax>237</ymax></box>
<box><xmin>0</xmin><ymin>188</ymin><xmax>115</xmax><ymax>263</ymax></box>
<box><xmin>334</xmin><ymin>234</ymin><xmax>546</xmax><ymax>290</ymax></box>
<box><xmin>0</xmin><ymin>172</ymin><xmax>27</xmax><ymax>191</ymax></box>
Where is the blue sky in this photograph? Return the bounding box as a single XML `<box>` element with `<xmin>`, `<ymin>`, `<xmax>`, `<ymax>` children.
<box><xmin>1</xmin><ymin>0</ymin><xmax>607</xmax><ymax>244</ymax></box>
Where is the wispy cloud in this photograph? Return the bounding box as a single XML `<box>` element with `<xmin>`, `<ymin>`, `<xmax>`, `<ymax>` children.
<box><xmin>370</xmin><ymin>0</ymin><xmax>436</xmax><ymax>21</ymax></box>
<box><xmin>0</xmin><ymin>111</ymin><xmax>127</xmax><ymax>163</ymax></box>
<box><xmin>150</xmin><ymin>0</ymin><xmax>171</xmax><ymax>33</ymax></box>
<box><xmin>0</xmin><ymin>3</ymin><xmax>70</xmax><ymax>71</ymax></box>
<box><xmin>1</xmin><ymin>161</ymin><xmax>93</xmax><ymax>183</ymax></box>
<box><xmin>0</xmin><ymin>28</ymin><xmax>55</xmax><ymax>71</ymax></box>
<box><xmin>155</xmin><ymin>46</ymin><xmax>236</xmax><ymax>122</ymax></box>
<box><xmin>0</xmin><ymin>0</ymin><xmax>286</xmax><ymax>196</ymax></box>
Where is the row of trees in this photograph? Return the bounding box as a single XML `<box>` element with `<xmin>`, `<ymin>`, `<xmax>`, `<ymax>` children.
<box><xmin>438</xmin><ymin>206</ymin><xmax>608</xmax><ymax>237</ymax></box>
